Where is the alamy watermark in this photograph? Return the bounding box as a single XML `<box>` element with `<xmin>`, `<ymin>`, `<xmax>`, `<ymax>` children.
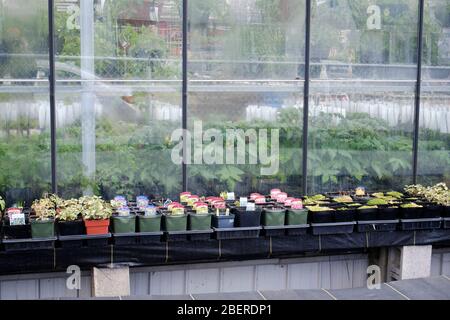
<box><xmin>170</xmin><ymin>121</ymin><xmax>280</xmax><ymax>176</ymax></box>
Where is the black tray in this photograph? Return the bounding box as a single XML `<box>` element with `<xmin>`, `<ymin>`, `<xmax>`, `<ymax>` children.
<box><xmin>58</xmin><ymin>234</ymin><xmax>85</xmax><ymax>248</ymax></box>
<box><xmin>311</xmin><ymin>222</ymin><xmax>356</xmax><ymax>235</ymax></box>
<box><xmin>262</xmin><ymin>226</ymin><xmax>286</xmax><ymax>237</ymax></box>
<box><xmin>136</xmin><ymin>231</ymin><xmax>163</xmax><ymax>244</ymax></box>
<box><xmin>399</xmin><ymin>218</ymin><xmax>442</xmax><ymax>231</ymax></box>
<box><xmin>187</xmin><ymin>229</ymin><xmax>214</xmax><ymax>241</ymax></box>
<box><xmin>164</xmin><ymin>230</ymin><xmax>189</xmax><ymax>242</ymax></box>
<box><xmin>285</xmin><ymin>224</ymin><xmax>310</xmax><ymax>236</ymax></box>
<box><xmin>356</xmin><ymin>220</ymin><xmax>399</xmax><ymax>232</ymax></box>
<box><xmin>213</xmin><ymin>227</ymin><xmax>262</xmax><ymax>240</ymax></box>
<box><xmin>112</xmin><ymin>233</ymin><xmax>138</xmax><ymax>246</ymax></box>
<box><xmin>3</xmin><ymin>237</ymin><xmax>57</xmax><ymax>251</ymax></box>
<box><xmin>84</xmin><ymin>233</ymin><xmax>112</xmax><ymax>247</ymax></box>
<box><xmin>444</xmin><ymin>218</ymin><xmax>450</xmax><ymax>229</ymax></box>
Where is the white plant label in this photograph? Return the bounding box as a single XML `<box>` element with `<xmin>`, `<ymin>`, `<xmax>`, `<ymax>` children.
<box><xmin>246</xmin><ymin>202</ymin><xmax>256</xmax><ymax>212</ymax></box>
<box><xmin>10</xmin><ymin>213</ymin><xmax>25</xmax><ymax>226</ymax></box>
<box><xmin>240</xmin><ymin>197</ymin><xmax>248</xmax><ymax>207</ymax></box>
<box><xmin>227</xmin><ymin>192</ymin><xmax>235</xmax><ymax>201</ymax></box>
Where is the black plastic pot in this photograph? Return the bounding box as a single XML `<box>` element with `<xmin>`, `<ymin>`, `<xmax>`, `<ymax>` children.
<box><xmin>308</xmin><ymin>210</ymin><xmax>334</xmax><ymax>224</ymax></box>
<box><xmin>444</xmin><ymin>206</ymin><xmax>450</xmax><ymax>218</ymax></box>
<box><xmin>232</xmin><ymin>208</ymin><xmax>262</xmax><ymax>228</ymax></box>
<box><xmin>400</xmin><ymin>207</ymin><xmax>423</xmax><ymax>220</ymax></box>
<box><xmin>422</xmin><ymin>204</ymin><xmax>444</xmax><ymax>219</ymax></box>
<box><xmin>334</xmin><ymin>209</ymin><xmax>355</xmax><ymax>222</ymax></box>
<box><xmin>57</xmin><ymin>220</ymin><xmax>85</xmax><ymax>236</ymax></box>
<box><xmin>356</xmin><ymin>208</ymin><xmax>378</xmax><ymax>221</ymax></box>
<box><xmin>212</xmin><ymin>214</ymin><xmax>235</xmax><ymax>229</ymax></box>
<box><xmin>378</xmin><ymin>207</ymin><xmax>399</xmax><ymax>221</ymax></box>
<box><xmin>2</xmin><ymin>217</ymin><xmax>30</xmax><ymax>239</ymax></box>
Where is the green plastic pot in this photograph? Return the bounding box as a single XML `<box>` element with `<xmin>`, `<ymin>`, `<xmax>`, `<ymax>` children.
<box><xmin>188</xmin><ymin>213</ymin><xmax>212</xmax><ymax>231</ymax></box>
<box><xmin>112</xmin><ymin>215</ymin><xmax>136</xmax><ymax>234</ymax></box>
<box><xmin>262</xmin><ymin>208</ymin><xmax>286</xmax><ymax>226</ymax></box>
<box><xmin>163</xmin><ymin>214</ymin><xmax>187</xmax><ymax>232</ymax></box>
<box><xmin>286</xmin><ymin>209</ymin><xmax>308</xmax><ymax>225</ymax></box>
<box><xmin>138</xmin><ymin>214</ymin><xmax>161</xmax><ymax>232</ymax></box>
<box><xmin>31</xmin><ymin>219</ymin><xmax>55</xmax><ymax>238</ymax></box>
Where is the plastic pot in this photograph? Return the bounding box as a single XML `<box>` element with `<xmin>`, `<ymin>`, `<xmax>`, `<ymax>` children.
<box><xmin>137</xmin><ymin>214</ymin><xmax>161</xmax><ymax>232</ymax></box>
<box><xmin>308</xmin><ymin>210</ymin><xmax>334</xmax><ymax>224</ymax></box>
<box><xmin>334</xmin><ymin>209</ymin><xmax>356</xmax><ymax>222</ymax></box>
<box><xmin>422</xmin><ymin>204</ymin><xmax>444</xmax><ymax>219</ymax></box>
<box><xmin>57</xmin><ymin>220</ymin><xmax>85</xmax><ymax>236</ymax></box>
<box><xmin>188</xmin><ymin>213</ymin><xmax>212</xmax><ymax>231</ymax></box>
<box><xmin>212</xmin><ymin>214</ymin><xmax>235</xmax><ymax>229</ymax></box>
<box><xmin>379</xmin><ymin>207</ymin><xmax>398</xmax><ymax>221</ymax></box>
<box><xmin>3</xmin><ymin>216</ymin><xmax>30</xmax><ymax>239</ymax></box>
<box><xmin>261</xmin><ymin>208</ymin><xmax>286</xmax><ymax>226</ymax></box>
<box><xmin>356</xmin><ymin>208</ymin><xmax>379</xmax><ymax>221</ymax></box>
<box><xmin>286</xmin><ymin>209</ymin><xmax>308</xmax><ymax>225</ymax></box>
<box><xmin>400</xmin><ymin>207</ymin><xmax>423</xmax><ymax>220</ymax></box>
<box><xmin>112</xmin><ymin>215</ymin><xmax>136</xmax><ymax>234</ymax></box>
<box><xmin>163</xmin><ymin>214</ymin><xmax>187</xmax><ymax>232</ymax></box>
<box><xmin>232</xmin><ymin>207</ymin><xmax>262</xmax><ymax>227</ymax></box>
<box><xmin>84</xmin><ymin>219</ymin><xmax>110</xmax><ymax>235</ymax></box>
<box><xmin>30</xmin><ymin>219</ymin><xmax>55</xmax><ymax>238</ymax></box>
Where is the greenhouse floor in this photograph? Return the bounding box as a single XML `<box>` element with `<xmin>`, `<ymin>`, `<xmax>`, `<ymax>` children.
<box><xmin>52</xmin><ymin>275</ymin><xmax>450</xmax><ymax>300</ymax></box>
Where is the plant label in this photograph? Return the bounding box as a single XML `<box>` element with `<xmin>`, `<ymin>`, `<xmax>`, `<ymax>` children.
<box><xmin>240</xmin><ymin>197</ymin><xmax>248</xmax><ymax>207</ymax></box>
<box><xmin>227</xmin><ymin>192</ymin><xmax>235</xmax><ymax>201</ymax></box>
<box><xmin>10</xmin><ymin>212</ymin><xmax>25</xmax><ymax>226</ymax></box>
<box><xmin>246</xmin><ymin>202</ymin><xmax>256</xmax><ymax>212</ymax></box>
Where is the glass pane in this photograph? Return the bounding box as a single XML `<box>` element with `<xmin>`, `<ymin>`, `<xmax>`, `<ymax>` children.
<box><xmin>187</xmin><ymin>0</ymin><xmax>305</xmax><ymax>196</ymax></box>
<box><xmin>0</xmin><ymin>1</ymin><xmax>51</xmax><ymax>206</ymax></box>
<box><xmin>189</xmin><ymin>0</ymin><xmax>306</xmax><ymax>80</ymax></box>
<box><xmin>417</xmin><ymin>0</ymin><xmax>450</xmax><ymax>185</ymax></box>
<box><xmin>308</xmin><ymin>0</ymin><xmax>418</xmax><ymax>194</ymax></box>
<box><xmin>55</xmin><ymin>0</ymin><xmax>182</xmax><ymax>199</ymax></box>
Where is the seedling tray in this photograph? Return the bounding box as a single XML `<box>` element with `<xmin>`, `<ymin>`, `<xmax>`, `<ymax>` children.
<box><xmin>136</xmin><ymin>231</ymin><xmax>163</xmax><ymax>244</ymax></box>
<box><xmin>213</xmin><ymin>227</ymin><xmax>262</xmax><ymax>240</ymax></box>
<box><xmin>356</xmin><ymin>220</ymin><xmax>399</xmax><ymax>232</ymax></box>
<box><xmin>284</xmin><ymin>224</ymin><xmax>310</xmax><ymax>236</ymax></box>
<box><xmin>112</xmin><ymin>232</ymin><xmax>138</xmax><ymax>246</ymax></box>
<box><xmin>311</xmin><ymin>222</ymin><xmax>356</xmax><ymax>235</ymax></box>
<box><xmin>2</xmin><ymin>237</ymin><xmax>57</xmax><ymax>252</ymax></box>
<box><xmin>400</xmin><ymin>218</ymin><xmax>442</xmax><ymax>231</ymax></box>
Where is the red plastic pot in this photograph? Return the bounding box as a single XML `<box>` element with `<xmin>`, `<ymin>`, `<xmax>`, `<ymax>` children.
<box><xmin>84</xmin><ymin>219</ymin><xmax>110</xmax><ymax>235</ymax></box>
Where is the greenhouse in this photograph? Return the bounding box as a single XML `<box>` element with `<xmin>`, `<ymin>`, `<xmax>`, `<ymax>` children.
<box><xmin>0</xmin><ymin>0</ymin><xmax>449</xmax><ymax>303</ymax></box>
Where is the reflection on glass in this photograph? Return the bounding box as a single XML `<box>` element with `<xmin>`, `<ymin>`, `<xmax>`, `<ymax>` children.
<box><xmin>308</xmin><ymin>0</ymin><xmax>419</xmax><ymax>194</ymax></box>
<box><xmin>417</xmin><ymin>0</ymin><xmax>450</xmax><ymax>186</ymax></box>
<box><xmin>0</xmin><ymin>0</ymin><xmax>51</xmax><ymax>206</ymax></box>
<box><xmin>55</xmin><ymin>0</ymin><xmax>182</xmax><ymax>199</ymax></box>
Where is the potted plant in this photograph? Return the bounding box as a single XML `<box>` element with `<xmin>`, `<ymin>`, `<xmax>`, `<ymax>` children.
<box><xmin>137</xmin><ymin>205</ymin><xmax>161</xmax><ymax>232</ymax></box>
<box><xmin>356</xmin><ymin>205</ymin><xmax>379</xmax><ymax>221</ymax></box>
<box><xmin>30</xmin><ymin>196</ymin><xmax>56</xmax><ymax>238</ymax></box>
<box><xmin>188</xmin><ymin>202</ymin><xmax>212</xmax><ymax>231</ymax></box>
<box><xmin>111</xmin><ymin>206</ymin><xmax>136</xmax><ymax>234</ymax></box>
<box><xmin>231</xmin><ymin>206</ymin><xmax>262</xmax><ymax>228</ymax></box>
<box><xmin>400</xmin><ymin>202</ymin><xmax>423</xmax><ymax>220</ymax></box>
<box><xmin>57</xmin><ymin>198</ymin><xmax>85</xmax><ymax>236</ymax></box>
<box><xmin>80</xmin><ymin>196</ymin><xmax>112</xmax><ymax>235</ymax></box>
<box><xmin>261</xmin><ymin>207</ymin><xmax>286</xmax><ymax>226</ymax></box>
<box><xmin>212</xmin><ymin>208</ymin><xmax>235</xmax><ymax>229</ymax></box>
<box><xmin>162</xmin><ymin>205</ymin><xmax>187</xmax><ymax>232</ymax></box>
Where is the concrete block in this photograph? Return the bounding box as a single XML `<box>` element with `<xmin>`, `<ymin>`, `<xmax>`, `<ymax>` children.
<box><xmin>400</xmin><ymin>246</ymin><xmax>432</xmax><ymax>280</ymax></box>
<box><xmin>92</xmin><ymin>266</ymin><xmax>130</xmax><ymax>297</ymax></box>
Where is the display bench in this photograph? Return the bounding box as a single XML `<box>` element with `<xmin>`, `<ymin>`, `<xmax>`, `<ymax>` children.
<box><xmin>0</xmin><ymin>227</ymin><xmax>449</xmax><ymax>276</ymax></box>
